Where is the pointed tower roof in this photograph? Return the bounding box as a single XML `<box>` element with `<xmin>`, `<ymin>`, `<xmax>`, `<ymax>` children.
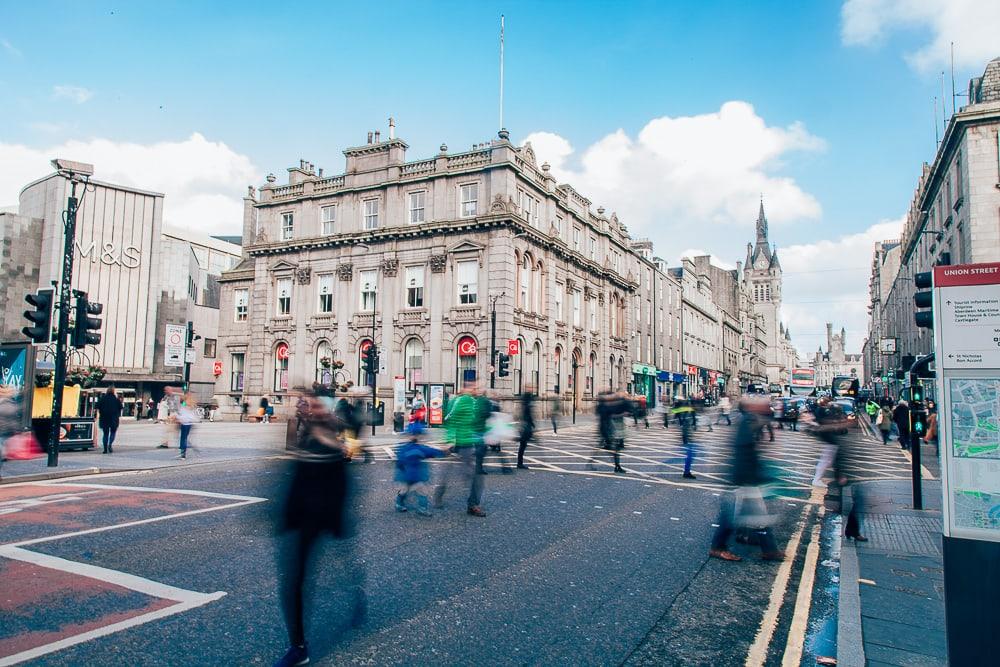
<box><xmin>751</xmin><ymin>200</ymin><xmax>772</xmax><ymax>265</ymax></box>
<box><xmin>744</xmin><ymin>242</ymin><xmax>753</xmax><ymax>270</ymax></box>
<box><xmin>770</xmin><ymin>247</ymin><xmax>781</xmax><ymax>270</ymax></box>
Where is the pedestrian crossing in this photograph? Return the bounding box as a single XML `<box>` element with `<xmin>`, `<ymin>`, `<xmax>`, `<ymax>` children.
<box><xmin>359</xmin><ymin>420</ymin><xmax>918</xmax><ymax>500</ymax></box>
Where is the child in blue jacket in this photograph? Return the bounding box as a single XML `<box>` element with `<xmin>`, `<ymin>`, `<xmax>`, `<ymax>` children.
<box><xmin>395</xmin><ymin>421</ymin><xmax>446</xmax><ymax>515</ymax></box>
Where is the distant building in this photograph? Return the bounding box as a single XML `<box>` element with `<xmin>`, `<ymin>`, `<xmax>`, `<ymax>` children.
<box><xmin>743</xmin><ymin>202</ymin><xmax>788</xmax><ymax>385</ymax></box>
<box><xmin>811</xmin><ymin>324</ymin><xmax>864</xmax><ymax>389</ymax></box>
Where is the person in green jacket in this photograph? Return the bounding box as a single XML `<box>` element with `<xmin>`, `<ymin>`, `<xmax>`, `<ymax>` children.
<box><xmin>433</xmin><ymin>379</ymin><xmax>490</xmax><ymax>517</ymax></box>
<box><xmin>865</xmin><ymin>399</ymin><xmax>879</xmax><ymax>425</ymax></box>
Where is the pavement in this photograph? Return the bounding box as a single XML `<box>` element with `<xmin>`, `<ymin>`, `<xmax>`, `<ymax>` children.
<box><xmin>837</xmin><ymin>436</ymin><xmax>945</xmax><ymax>666</ymax></box>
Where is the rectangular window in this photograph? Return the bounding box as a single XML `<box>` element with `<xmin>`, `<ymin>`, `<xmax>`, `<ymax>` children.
<box><xmin>230</xmin><ymin>353</ymin><xmax>245</xmax><ymax>392</ymax></box>
<box><xmin>276</xmin><ymin>278</ymin><xmax>292</xmax><ymax>315</ymax></box>
<box><xmin>406</xmin><ymin>265</ymin><xmax>424</xmax><ymax>307</ymax></box>
<box><xmin>572</xmin><ymin>290</ymin><xmax>582</xmax><ymax>327</ymax></box>
<box><xmin>554</xmin><ymin>216</ymin><xmax>563</xmax><ymax>237</ymax></box>
<box><xmin>281</xmin><ymin>212</ymin><xmax>294</xmax><ymax>240</ymax></box>
<box><xmin>408</xmin><ymin>191</ymin><xmax>426</xmax><ymax>224</ymax></box>
<box><xmin>460</xmin><ymin>183</ymin><xmax>479</xmax><ymax>217</ymax></box>
<box><xmin>318</xmin><ymin>274</ymin><xmax>334</xmax><ymax>313</ymax></box>
<box><xmin>589</xmin><ymin>299</ymin><xmax>596</xmax><ymax>331</ymax></box>
<box><xmin>203</xmin><ymin>338</ymin><xmax>217</xmax><ymax>358</ymax></box>
<box><xmin>234</xmin><ymin>288</ymin><xmax>249</xmax><ymax>322</ymax></box>
<box><xmin>573</xmin><ymin>227</ymin><xmax>581</xmax><ymax>251</ymax></box>
<box><xmin>363</xmin><ymin>199</ymin><xmax>379</xmax><ymax>230</ymax></box>
<box><xmin>321</xmin><ymin>205</ymin><xmax>336</xmax><ymax>235</ymax></box>
<box><xmin>359</xmin><ymin>270</ymin><xmax>377</xmax><ymax>311</ymax></box>
<box><xmin>555</xmin><ymin>285</ymin><xmax>564</xmax><ymax>321</ymax></box>
<box><xmin>589</xmin><ymin>236</ymin><xmax>597</xmax><ymax>261</ymax></box>
<box><xmin>457</xmin><ymin>260</ymin><xmax>478</xmax><ymax>304</ymax></box>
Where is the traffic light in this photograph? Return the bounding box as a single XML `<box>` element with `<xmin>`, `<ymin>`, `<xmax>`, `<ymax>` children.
<box><xmin>497</xmin><ymin>353</ymin><xmax>510</xmax><ymax>377</ymax></box>
<box><xmin>71</xmin><ymin>293</ymin><xmax>103</xmax><ymax>348</ymax></box>
<box><xmin>22</xmin><ymin>288</ymin><xmax>54</xmax><ymax>344</ymax></box>
<box><xmin>362</xmin><ymin>345</ymin><xmax>379</xmax><ymax>379</ymax></box>
<box><xmin>914</xmin><ymin>270</ymin><xmax>933</xmax><ymax>329</ymax></box>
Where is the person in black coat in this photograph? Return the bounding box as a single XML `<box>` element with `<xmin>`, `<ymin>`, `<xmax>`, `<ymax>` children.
<box><xmin>892</xmin><ymin>400</ymin><xmax>911</xmax><ymax>450</ymax></box>
<box><xmin>516</xmin><ymin>388</ymin><xmax>536</xmax><ymax>470</ymax></box>
<box><xmin>96</xmin><ymin>386</ymin><xmax>123</xmax><ymax>454</ymax></box>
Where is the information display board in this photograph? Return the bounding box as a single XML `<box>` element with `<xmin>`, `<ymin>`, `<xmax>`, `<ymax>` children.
<box><xmin>935</xmin><ymin>262</ymin><xmax>1000</xmax><ymax>541</ymax></box>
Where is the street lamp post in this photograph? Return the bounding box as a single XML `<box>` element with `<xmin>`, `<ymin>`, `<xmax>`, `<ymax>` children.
<box><xmin>47</xmin><ymin>160</ymin><xmax>93</xmax><ymax>467</ymax></box>
<box><xmin>490</xmin><ymin>292</ymin><xmax>504</xmax><ymax>389</ymax></box>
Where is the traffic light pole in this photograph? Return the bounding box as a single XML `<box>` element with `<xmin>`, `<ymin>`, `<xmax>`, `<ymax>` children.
<box><xmin>371</xmin><ymin>289</ymin><xmax>377</xmax><ymax>437</ymax></box>
<box><xmin>908</xmin><ymin>353</ymin><xmax>933</xmax><ymax>510</ymax></box>
<box><xmin>47</xmin><ymin>179</ymin><xmax>81</xmax><ymax>467</ymax></box>
<box><xmin>183</xmin><ymin>321</ymin><xmax>193</xmax><ymax>392</ymax></box>
<box><xmin>490</xmin><ymin>294</ymin><xmax>499</xmax><ymax>389</ymax></box>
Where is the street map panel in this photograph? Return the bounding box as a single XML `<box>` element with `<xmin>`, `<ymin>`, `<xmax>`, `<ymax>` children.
<box><xmin>950</xmin><ymin>379</ymin><xmax>1000</xmax><ymax>459</ymax></box>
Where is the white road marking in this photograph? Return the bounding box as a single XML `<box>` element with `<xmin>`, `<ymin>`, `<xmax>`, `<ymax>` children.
<box><xmin>39</xmin><ymin>481</ymin><xmax>264</xmax><ymax>503</ymax></box>
<box><xmin>670</xmin><ymin>517</ymin><xmax>680</xmax><ymax>521</ymax></box>
<box><xmin>633</xmin><ymin>511</ymin><xmax>642</xmax><ymax>515</ymax></box>
<box><xmin>594</xmin><ymin>506</ymin><xmax>603</xmax><ymax>509</ymax></box>
<box><xmin>559</xmin><ymin>501</ymin><xmax>567</xmax><ymax>504</ymax></box>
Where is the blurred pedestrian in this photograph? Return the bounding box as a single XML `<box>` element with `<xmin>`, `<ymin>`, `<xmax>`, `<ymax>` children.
<box><xmin>175</xmin><ymin>394</ymin><xmax>198</xmax><ymax>459</ymax></box>
<box><xmin>550</xmin><ymin>392</ymin><xmax>562</xmax><ymax>433</ymax></box>
<box><xmin>483</xmin><ymin>400</ymin><xmax>514</xmax><ymax>473</ymax></box>
<box><xmin>158</xmin><ymin>387</ymin><xmax>180</xmax><ymax>448</ymax></box>
<box><xmin>260</xmin><ymin>396</ymin><xmax>271</xmax><ymax>424</ymax></box>
<box><xmin>877</xmin><ymin>403</ymin><xmax>893</xmax><ymax>444</ymax></box>
<box><xmin>240</xmin><ymin>400</ymin><xmax>250</xmax><ymax>422</ymax></box>
<box><xmin>593</xmin><ymin>390</ymin><xmax>627</xmax><ymax>473</ymax></box>
<box><xmin>893</xmin><ymin>399</ymin><xmax>910</xmax><ymax>450</ymax></box>
<box><xmin>632</xmin><ymin>394</ymin><xmax>650</xmax><ymax>428</ymax></box>
<box><xmin>517</xmin><ymin>386</ymin><xmax>536</xmax><ymax>470</ymax></box>
<box><xmin>274</xmin><ymin>393</ymin><xmax>365</xmax><ymax>667</ymax></box>
<box><xmin>709</xmin><ymin>396</ymin><xmax>783</xmax><ymax>562</ymax></box>
<box><xmin>811</xmin><ymin>396</ymin><xmax>844</xmax><ymax>487</ymax></box>
<box><xmin>434</xmin><ymin>379</ymin><xmax>490</xmax><ymax>517</ymax></box>
<box><xmin>715</xmin><ymin>395</ymin><xmax>732</xmax><ymax>426</ymax></box>
<box><xmin>673</xmin><ymin>400</ymin><xmax>697</xmax><ymax>479</ymax></box>
<box><xmin>96</xmin><ymin>386</ymin><xmax>123</xmax><ymax>454</ymax></box>
<box><xmin>865</xmin><ymin>399</ymin><xmax>879</xmax><ymax>425</ymax></box>
<box><xmin>832</xmin><ymin>412</ymin><xmax>868</xmax><ymax>543</ymax></box>
<box><xmin>410</xmin><ymin>394</ymin><xmax>427</xmax><ymax>424</ymax></box>
<box><xmin>394</xmin><ymin>421</ymin><xmax>446</xmax><ymax>515</ymax></box>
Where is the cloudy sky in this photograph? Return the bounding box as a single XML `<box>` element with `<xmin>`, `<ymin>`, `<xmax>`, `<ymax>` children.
<box><xmin>1</xmin><ymin>0</ymin><xmax>997</xmax><ymax>355</ymax></box>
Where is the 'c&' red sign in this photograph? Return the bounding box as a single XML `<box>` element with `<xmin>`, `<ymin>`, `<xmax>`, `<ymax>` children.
<box><xmin>276</xmin><ymin>343</ymin><xmax>290</xmax><ymax>360</ymax></box>
<box><xmin>457</xmin><ymin>336</ymin><xmax>478</xmax><ymax>357</ymax></box>
<box><xmin>934</xmin><ymin>262</ymin><xmax>1000</xmax><ymax>287</ymax></box>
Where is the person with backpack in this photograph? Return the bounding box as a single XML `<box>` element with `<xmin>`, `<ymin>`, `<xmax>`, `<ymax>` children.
<box><xmin>877</xmin><ymin>403</ymin><xmax>893</xmax><ymax>444</ymax></box>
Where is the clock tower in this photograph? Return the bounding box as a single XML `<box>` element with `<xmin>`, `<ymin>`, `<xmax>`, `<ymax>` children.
<box><xmin>743</xmin><ymin>201</ymin><xmax>785</xmax><ymax>384</ymax></box>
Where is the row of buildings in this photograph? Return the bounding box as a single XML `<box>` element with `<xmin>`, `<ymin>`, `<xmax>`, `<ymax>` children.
<box><xmin>213</xmin><ymin>126</ymin><xmax>799</xmax><ymax>419</ymax></box>
<box><xmin>864</xmin><ymin>57</ymin><xmax>1000</xmax><ymax>388</ymax></box>
<box><xmin>1</xmin><ymin>131</ymin><xmax>804</xmax><ymax>421</ymax></box>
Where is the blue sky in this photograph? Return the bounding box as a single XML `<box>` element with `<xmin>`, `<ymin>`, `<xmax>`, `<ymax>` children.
<box><xmin>1</xmin><ymin>0</ymin><xmax>997</xmax><ymax>353</ymax></box>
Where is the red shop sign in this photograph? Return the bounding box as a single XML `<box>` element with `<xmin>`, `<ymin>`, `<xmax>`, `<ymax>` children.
<box><xmin>276</xmin><ymin>343</ymin><xmax>290</xmax><ymax>360</ymax></box>
<box><xmin>457</xmin><ymin>336</ymin><xmax>478</xmax><ymax>357</ymax></box>
<box><xmin>212</xmin><ymin>361</ymin><xmax>223</xmax><ymax>377</ymax></box>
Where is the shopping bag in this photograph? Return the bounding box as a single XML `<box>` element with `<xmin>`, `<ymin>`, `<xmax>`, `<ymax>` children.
<box><xmin>5</xmin><ymin>432</ymin><xmax>44</xmax><ymax>460</ymax></box>
<box><xmin>875</xmin><ymin>411</ymin><xmax>884</xmax><ymax>426</ymax></box>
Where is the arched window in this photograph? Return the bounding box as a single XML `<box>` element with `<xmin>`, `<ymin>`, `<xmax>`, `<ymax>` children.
<box><xmin>273</xmin><ymin>342</ymin><xmax>289</xmax><ymax>392</ymax></box>
<box><xmin>618</xmin><ymin>356</ymin><xmax>625</xmax><ymax>390</ymax></box>
<box><xmin>610</xmin><ymin>295</ymin><xmax>618</xmax><ymax>338</ymax></box>
<box><xmin>609</xmin><ymin>355</ymin><xmax>615</xmax><ymax>391</ymax></box>
<box><xmin>404</xmin><ymin>338</ymin><xmax>424</xmax><ymax>390</ymax></box>
<box><xmin>588</xmin><ymin>353</ymin><xmax>596</xmax><ymax>396</ymax></box>
<box><xmin>554</xmin><ymin>346</ymin><xmax>562</xmax><ymax>393</ymax></box>
<box><xmin>358</xmin><ymin>339</ymin><xmax>373</xmax><ymax>386</ymax></box>
<box><xmin>519</xmin><ymin>254</ymin><xmax>530</xmax><ymax>309</ymax></box>
<box><xmin>315</xmin><ymin>340</ymin><xmax>334</xmax><ymax>385</ymax></box>
<box><xmin>532</xmin><ymin>341</ymin><xmax>542</xmax><ymax>390</ymax></box>
<box><xmin>455</xmin><ymin>335</ymin><xmax>479</xmax><ymax>387</ymax></box>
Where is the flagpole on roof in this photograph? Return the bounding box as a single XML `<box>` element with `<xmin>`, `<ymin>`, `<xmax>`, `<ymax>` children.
<box><xmin>499</xmin><ymin>14</ymin><xmax>505</xmax><ymax>134</ymax></box>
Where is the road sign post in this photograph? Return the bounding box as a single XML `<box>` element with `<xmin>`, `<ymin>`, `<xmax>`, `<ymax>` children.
<box><xmin>931</xmin><ymin>261</ymin><xmax>1000</xmax><ymax>664</ymax></box>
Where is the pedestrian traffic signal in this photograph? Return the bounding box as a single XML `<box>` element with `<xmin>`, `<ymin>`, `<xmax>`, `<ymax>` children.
<box><xmin>22</xmin><ymin>288</ymin><xmax>54</xmax><ymax>344</ymax></box>
<box><xmin>362</xmin><ymin>345</ymin><xmax>379</xmax><ymax>378</ymax></box>
<box><xmin>911</xmin><ymin>384</ymin><xmax>924</xmax><ymax>402</ymax></box>
<box><xmin>497</xmin><ymin>352</ymin><xmax>510</xmax><ymax>377</ymax></box>
<box><xmin>71</xmin><ymin>293</ymin><xmax>103</xmax><ymax>348</ymax></box>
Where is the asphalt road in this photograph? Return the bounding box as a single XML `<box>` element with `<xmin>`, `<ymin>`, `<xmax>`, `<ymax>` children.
<box><xmin>1</xmin><ymin>451</ymin><xmax>819</xmax><ymax>667</ymax></box>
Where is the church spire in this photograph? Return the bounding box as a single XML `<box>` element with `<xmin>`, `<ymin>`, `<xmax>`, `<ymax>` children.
<box><xmin>756</xmin><ymin>198</ymin><xmax>769</xmax><ymax>247</ymax></box>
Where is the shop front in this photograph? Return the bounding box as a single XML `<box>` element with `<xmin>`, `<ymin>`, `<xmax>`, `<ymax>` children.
<box><xmin>632</xmin><ymin>363</ymin><xmax>656</xmax><ymax>407</ymax></box>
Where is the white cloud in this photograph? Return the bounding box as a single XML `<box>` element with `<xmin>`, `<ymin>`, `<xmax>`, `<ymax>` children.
<box><xmin>0</xmin><ymin>133</ymin><xmax>260</xmax><ymax>235</ymax></box>
<box><xmin>841</xmin><ymin>0</ymin><xmax>1000</xmax><ymax>71</ymax></box>
<box><xmin>52</xmin><ymin>85</ymin><xmax>94</xmax><ymax>104</ymax></box>
<box><xmin>524</xmin><ymin>101</ymin><xmax>824</xmax><ymax>266</ymax></box>
<box><xmin>779</xmin><ymin>216</ymin><xmax>905</xmax><ymax>357</ymax></box>
<box><xmin>1</xmin><ymin>38</ymin><xmax>22</xmax><ymax>58</ymax></box>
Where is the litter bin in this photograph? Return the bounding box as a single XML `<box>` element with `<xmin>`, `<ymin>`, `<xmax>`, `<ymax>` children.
<box><xmin>393</xmin><ymin>411</ymin><xmax>404</xmax><ymax>432</ymax></box>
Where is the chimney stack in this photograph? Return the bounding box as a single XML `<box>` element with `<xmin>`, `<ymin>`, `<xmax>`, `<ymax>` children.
<box><xmin>299</xmin><ymin>159</ymin><xmax>305</xmax><ymax>169</ymax></box>
<box><xmin>389</xmin><ymin>116</ymin><xmax>395</xmax><ymax>139</ymax></box>
<box><xmin>367</xmin><ymin>131</ymin><xmax>373</xmax><ymax>144</ymax></box>
<box><xmin>318</xmin><ymin>168</ymin><xmax>323</xmax><ymax>177</ymax></box>
<box><xmin>374</xmin><ymin>130</ymin><xmax>381</xmax><ymax>142</ymax></box>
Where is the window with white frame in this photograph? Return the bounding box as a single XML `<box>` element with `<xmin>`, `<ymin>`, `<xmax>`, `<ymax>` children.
<box><xmin>572</xmin><ymin>290</ymin><xmax>582</xmax><ymax>327</ymax></box>
<box><xmin>456</xmin><ymin>259</ymin><xmax>478</xmax><ymax>304</ymax></box>
<box><xmin>460</xmin><ymin>183</ymin><xmax>478</xmax><ymax>217</ymax></box>
<box><xmin>405</xmin><ymin>265</ymin><xmax>424</xmax><ymax>307</ymax></box>
<box><xmin>320</xmin><ymin>205</ymin><xmax>336</xmax><ymax>235</ymax></box>
<box><xmin>589</xmin><ymin>236</ymin><xmax>597</xmax><ymax>261</ymax></box>
<box><xmin>363</xmin><ymin>199</ymin><xmax>379</xmax><ymax>230</ymax></box>
<box><xmin>230</xmin><ymin>352</ymin><xmax>245</xmax><ymax>391</ymax></box>
<box><xmin>519</xmin><ymin>255</ymin><xmax>530</xmax><ymax>308</ymax></box>
<box><xmin>518</xmin><ymin>189</ymin><xmax>538</xmax><ymax>226</ymax></box>
<box><xmin>555</xmin><ymin>285</ymin><xmax>564</xmax><ymax>321</ymax></box>
<box><xmin>408</xmin><ymin>191</ymin><xmax>426</xmax><ymax>224</ymax></box>
<box><xmin>318</xmin><ymin>274</ymin><xmax>334</xmax><ymax>313</ymax></box>
<box><xmin>589</xmin><ymin>297</ymin><xmax>597</xmax><ymax>331</ymax></box>
<box><xmin>234</xmin><ymin>288</ymin><xmax>249</xmax><ymax>322</ymax></box>
<box><xmin>573</xmin><ymin>227</ymin><xmax>581</xmax><ymax>251</ymax></box>
<box><xmin>276</xmin><ymin>278</ymin><xmax>292</xmax><ymax>315</ymax></box>
<box><xmin>281</xmin><ymin>212</ymin><xmax>294</xmax><ymax>240</ymax></box>
<box><xmin>359</xmin><ymin>270</ymin><xmax>377</xmax><ymax>311</ymax></box>
<box><xmin>554</xmin><ymin>215</ymin><xmax>563</xmax><ymax>237</ymax></box>
<box><xmin>534</xmin><ymin>263</ymin><xmax>544</xmax><ymax>313</ymax></box>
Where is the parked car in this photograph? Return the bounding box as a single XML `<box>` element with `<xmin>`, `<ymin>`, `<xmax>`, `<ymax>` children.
<box><xmin>772</xmin><ymin>397</ymin><xmax>803</xmax><ymax>427</ymax></box>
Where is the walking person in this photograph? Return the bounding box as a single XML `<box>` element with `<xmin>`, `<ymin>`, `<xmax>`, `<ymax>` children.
<box><xmin>240</xmin><ymin>400</ymin><xmax>250</xmax><ymax>423</ymax></box>
<box><xmin>892</xmin><ymin>399</ymin><xmax>910</xmax><ymax>450</ymax></box>
<box><xmin>550</xmin><ymin>392</ymin><xmax>562</xmax><ymax>433</ymax></box>
<box><xmin>672</xmin><ymin>400</ymin><xmax>698</xmax><ymax>479</ymax></box>
<box><xmin>709</xmin><ymin>396</ymin><xmax>784</xmax><ymax>562</ymax></box>
<box><xmin>516</xmin><ymin>386</ymin><xmax>536</xmax><ymax>470</ymax></box>
<box><xmin>175</xmin><ymin>394</ymin><xmax>198</xmax><ymax>459</ymax></box>
<box><xmin>593</xmin><ymin>390</ymin><xmax>627</xmax><ymax>473</ymax></box>
<box><xmin>434</xmin><ymin>379</ymin><xmax>490</xmax><ymax>517</ymax></box>
<box><xmin>274</xmin><ymin>392</ymin><xmax>366</xmax><ymax>667</ymax></box>
<box><xmin>715</xmin><ymin>395</ymin><xmax>732</xmax><ymax>426</ymax></box>
<box><xmin>0</xmin><ymin>384</ymin><xmax>24</xmax><ymax>481</ymax></box>
<box><xmin>811</xmin><ymin>396</ymin><xmax>844</xmax><ymax>487</ymax></box>
<box><xmin>877</xmin><ymin>403</ymin><xmax>893</xmax><ymax>444</ymax></box>
<box><xmin>96</xmin><ymin>386</ymin><xmax>123</xmax><ymax>454</ymax></box>
<box><xmin>865</xmin><ymin>399</ymin><xmax>879</xmax><ymax>425</ymax></box>
<box><xmin>394</xmin><ymin>421</ymin><xmax>446</xmax><ymax>515</ymax></box>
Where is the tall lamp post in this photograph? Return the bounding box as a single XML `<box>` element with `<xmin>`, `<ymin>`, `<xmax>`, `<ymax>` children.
<box><xmin>47</xmin><ymin>159</ymin><xmax>93</xmax><ymax>467</ymax></box>
<box><xmin>490</xmin><ymin>291</ymin><xmax>504</xmax><ymax>389</ymax></box>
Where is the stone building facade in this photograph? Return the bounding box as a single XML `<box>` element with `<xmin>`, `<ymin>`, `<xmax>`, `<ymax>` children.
<box><xmin>810</xmin><ymin>323</ymin><xmax>863</xmax><ymax>389</ymax></box>
<box><xmin>670</xmin><ymin>258</ymin><xmax>723</xmax><ymax>398</ymax></box>
<box><xmin>215</xmin><ymin>130</ymin><xmax>655</xmax><ymax>419</ymax></box>
<box><xmin>871</xmin><ymin>57</ymin><xmax>1000</xmax><ymax>384</ymax></box>
<box><xmin>743</xmin><ymin>202</ymin><xmax>787</xmax><ymax>385</ymax></box>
